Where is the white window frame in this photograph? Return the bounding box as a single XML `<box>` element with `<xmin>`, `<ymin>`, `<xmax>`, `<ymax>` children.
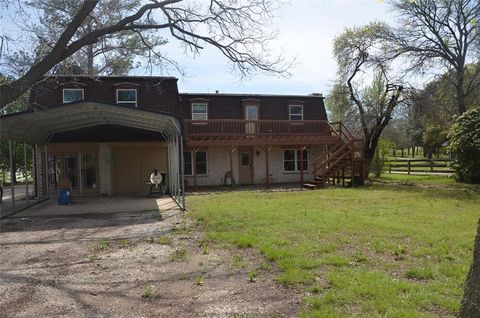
<box><xmin>289</xmin><ymin>105</ymin><xmax>304</xmax><ymax>121</ymax></box>
<box><xmin>116</xmin><ymin>88</ymin><xmax>137</xmax><ymax>107</ymax></box>
<box><xmin>191</xmin><ymin>103</ymin><xmax>208</xmax><ymax>120</ymax></box>
<box><xmin>63</xmin><ymin>88</ymin><xmax>84</xmax><ymax>104</ymax></box>
<box><xmin>282</xmin><ymin>148</ymin><xmax>309</xmax><ymax>173</ymax></box>
<box><xmin>184</xmin><ymin>150</ymin><xmax>208</xmax><ymax>176</ymax></box>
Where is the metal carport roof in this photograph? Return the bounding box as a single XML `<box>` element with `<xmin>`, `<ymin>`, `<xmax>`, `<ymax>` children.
<box><xmin>0</xmin><ymin>102</ymin><xmax>182</xmax><ymax>144</ymax></box>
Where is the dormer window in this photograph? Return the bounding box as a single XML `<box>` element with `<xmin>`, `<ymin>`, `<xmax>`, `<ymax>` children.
<box><xmin>63</xmin><ymin>89</ymin><xmax>84</xmax><ymax>103</ymax></box>
<box><xmin>116</xmin><ymin>89</ymin><xmax>137</xmax><ymax>107</ymax></box>
<box><xmin>289</xmin><ymin>105</ymin><xmax>303</xmax><ymax>120</ymax></box>
<box><xmin>191</xmin><ymin>103</ymin><xmax>208</xmax><ymax>120</ymax></box>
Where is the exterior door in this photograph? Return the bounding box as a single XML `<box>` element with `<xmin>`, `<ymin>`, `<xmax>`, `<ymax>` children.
<box><xmin>81</xmin><ymin>153</ymin><xmax>97</xmax><ymax>193</ymax></box>
<box><xmin>113</xmin><ymin>148</ymin><xmax>142</xmax><ymax>195</ymax></box>
<box><xmin>238</xmin><ymin>147</ymin><xmax>254</xmax><ymax>184</ymax></box>
<box><xmin>245</xmin><ymin>105</ymin><xmax>258</xmax><ymax>135</ymax></box>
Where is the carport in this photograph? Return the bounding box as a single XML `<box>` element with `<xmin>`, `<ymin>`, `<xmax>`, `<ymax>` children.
<box><xmin>0</xmin><ymin>102</ymin><xmax>185</xmax><ymax>217</ymax></box>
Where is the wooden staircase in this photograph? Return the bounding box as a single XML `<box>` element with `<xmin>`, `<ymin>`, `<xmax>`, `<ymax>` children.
<box><xmin>303</xmin><ymin>122</ymin><xmax>365</xmax><ymax>189</ymax></box>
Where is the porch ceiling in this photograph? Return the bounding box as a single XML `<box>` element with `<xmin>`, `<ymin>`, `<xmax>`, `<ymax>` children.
<box><xmin>1</xmin><ymin>103</ymin><xmax>182</xmax><ymax>144</ymax></box>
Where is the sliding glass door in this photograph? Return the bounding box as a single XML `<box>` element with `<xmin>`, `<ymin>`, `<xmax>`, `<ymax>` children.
<box><xmin>47</xmin><ymin>152</ymin><xmax>97</xmax><ymax>193</ymax></box>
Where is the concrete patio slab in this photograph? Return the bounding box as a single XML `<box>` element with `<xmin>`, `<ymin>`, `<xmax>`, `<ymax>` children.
<box><xmin>12</xmin><ymin>195</ymin><xmax>178</xmax><ymax>218</ymax></box>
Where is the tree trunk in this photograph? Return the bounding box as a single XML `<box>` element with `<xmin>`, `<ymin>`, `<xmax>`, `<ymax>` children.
<box><xmin>456</xmin><ymin>69</ymin><xmax>467</xmax><ymax>115</ymax></box>
<box><xmin>459</xmin><ymin>219</ymin><xmax>480</xmax><ymax>317</ymax></box>
<box><xmin>11</xmin><ymin>162</ymin><xmax>17</xmax><ymax>184</ymax></box>
<box><xmin>87</xmin><ymin>44</ymin><xmax>94</xmax><ymax>75</ymax></box>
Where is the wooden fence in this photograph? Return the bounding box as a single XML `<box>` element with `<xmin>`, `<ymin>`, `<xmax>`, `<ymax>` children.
<box><xmin>385</xmin><ymin>158</ymin><xmax>455</xmax><ymax>174</ymax></box>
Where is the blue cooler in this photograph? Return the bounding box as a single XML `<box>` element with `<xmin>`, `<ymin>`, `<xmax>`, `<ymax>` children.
<box><xmin>57</xmin><ymin>188</ymin><xmax>72</xmax><ymax>205</ymax></box>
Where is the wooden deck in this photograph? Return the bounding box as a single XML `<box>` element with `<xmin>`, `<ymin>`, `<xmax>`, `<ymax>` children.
<box><xmin>185</xmin><ymin>119</ymin><xmax>341</xmax><ymax>146</ymax></box>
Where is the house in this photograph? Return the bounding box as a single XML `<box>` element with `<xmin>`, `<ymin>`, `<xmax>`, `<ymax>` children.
<box><xmin>0</xmin><ymin>75</ymin><xmax>365</xmax><ymax>211</ymax></box>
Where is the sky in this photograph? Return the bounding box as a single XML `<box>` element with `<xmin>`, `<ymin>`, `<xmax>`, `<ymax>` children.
<box><xmin>0</xmin><ymin>0</ymin><xmax>395</xmax><ymax>97</ymax></box>
<box><xmin>152</xmin><ymin>0</ymin><xmax>395</xmax><ymax>96</ymax></box>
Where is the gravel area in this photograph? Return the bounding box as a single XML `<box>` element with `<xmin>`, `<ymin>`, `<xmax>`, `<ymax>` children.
<box><xmin>0</xmin><ymin>203</ymin><xmax>301</xmax><ymax>318</ymax></box>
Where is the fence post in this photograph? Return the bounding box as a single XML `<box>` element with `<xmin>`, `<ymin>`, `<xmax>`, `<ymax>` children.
<box><xmin>430</xmin><ymin>159</ymin><xmax>434</xmax><ymax>172</ymax></box>
<box><xmin>407</xmin><ymin>160</ymin><xmax>411</xmax><ymax>175</ymax></box>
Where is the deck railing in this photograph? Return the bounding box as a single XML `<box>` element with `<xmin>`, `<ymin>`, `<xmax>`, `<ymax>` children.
<box><xmin>184</xmin><ymin>119</ymin><xmax>334</xmax><ymax>138</ymax></box>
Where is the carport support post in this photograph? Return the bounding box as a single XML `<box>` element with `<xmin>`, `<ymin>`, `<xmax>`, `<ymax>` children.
<box><xmin>23</xmin><ymin>143</ymin><xmax>29</xmax><ymax>207</ymax></box>
<box><xmin>192</xmin><ymin>148</ymin><xmax>199</xmax><ymax>192</ymax></box>
<box><xmin>34</xmin><ymin>144</ymin><xmax>39</xmax><ymax>199</ymax></box>
<box><xmin>167</xmin><ymin>136</ymin><xmax>173</xmax><ymax>197</ymax></box>
<box><xmin>9</xmin><ymin>140</ymin><xmax>15</xmax><ymax>212</ymax></box>
<box><xmin>180</xmin><ymin>136</ymin><xmax>185</xmax><ymax>210</ymax></box>
<box><xmin>174</xmin><ymin>135</ymin><xmax>179</xmax><ymax>199</ymax></box>
<box><xmin>44</xmin><ymin>144</ymin><xmax>49</xmax><ymax>197</ymax></box>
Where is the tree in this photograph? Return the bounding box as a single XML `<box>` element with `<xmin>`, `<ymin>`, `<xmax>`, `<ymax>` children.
<box><xmin>26</xmin><ymin>0</ymin><xmax>166</xmax><ymax>75</ymax></box>
<box><xmin>422</xmin><ymin>124</ymin><xmax>448</xmax><ymax>158</ymax></box>
<box><xmin>386</xmin><ymin>0</ymin><xmax>480</xmax><ymax>115</ymax></box>
<box><xmin>460</xmin><ymin>220</ymin><xmax>480</xmax><ymax>317</ymax></box>
<box><xmin>448</xmin><ymin>105</ymin><xmax>480</xmax><ymax>183</ymax></box>
<box><xmin>333</xmin><ymin>22</ymin><xmax>403</xmax><ymax>175</ymax></box>
<box><xmin>0</xmin><ymin>74</ymin><xmax>31</xmax><ymax>184</ymax></box>
<box><xmin>325</xmin><ymin>82</ymin><xmax>358</xmax><ymax>130</ymax></box>
<box><xmin>0</xmin><ymin>0</ymin><xmax>289</xmax><ymax>107</ymax></box>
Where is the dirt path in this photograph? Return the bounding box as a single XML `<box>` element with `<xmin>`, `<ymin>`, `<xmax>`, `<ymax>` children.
<box><xmin>0</xmin><ymin>208</ymin><xmax>300</xmax><ymax>318</ymax></box>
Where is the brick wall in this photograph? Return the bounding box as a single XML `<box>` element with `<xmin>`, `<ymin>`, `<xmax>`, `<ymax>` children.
<box><xmin>98</xmin><ymin>143</ymin><xmax>112</xmax><ymax>195</ymax></box>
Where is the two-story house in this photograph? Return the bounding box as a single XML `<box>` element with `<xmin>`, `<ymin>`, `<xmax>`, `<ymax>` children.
<box><xmin>1</xmin><ymin>75</ymin><xmax>365</xmax><ymax>210</ymax></box>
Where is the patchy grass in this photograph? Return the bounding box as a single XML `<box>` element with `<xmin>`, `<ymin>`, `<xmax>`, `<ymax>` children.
<box><xmin>141</xmin><ymin>285</ymin><xmax>156</xmax><ymax>298</ymax></box>
<box><xmin>188</xmin><ymin>181</ymin><xmax>480</xmax><ymax>317</ymax></box>
<box><xmin>169</xmin><ymin>248</ymin><xmax>187</xmax><ymax>262</ymax></box>
<box><xmin>373</xmin><ymin>173</ymin><xmax>480</xmax><ymax>190</ymax></box>
<box><xmin>119</xmin><ymin>239</ymin><xmax>129</xmax><ymax>248</ymax></box>
<box><xmin>195</xmin><ymin>274</ymin><xmax>204</xmax><ymax>286</ymax></box>
<box><xmin>97</xmin><ymin>239</ymin><xmax>111</xmax><ymax>251</ymax></box>
<box><xmin>152</xmin><ymin>236</ymin><xmax>173</xmax><ymax>245</ymax></box>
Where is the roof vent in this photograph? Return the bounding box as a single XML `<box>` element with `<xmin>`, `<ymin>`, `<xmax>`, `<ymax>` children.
<box><xmin>310</xmin><ymin>93</ymin><xmax>323</xmax><ymax>97</ymax></box>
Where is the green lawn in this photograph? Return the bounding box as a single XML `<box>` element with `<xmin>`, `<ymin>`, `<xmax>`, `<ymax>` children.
<box><xmin>187</xmin><ymin>179</ymin><xmax>480</xmax><ymax>317</ymax></box>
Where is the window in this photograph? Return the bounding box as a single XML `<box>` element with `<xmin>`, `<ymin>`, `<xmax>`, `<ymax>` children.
<box><xmin>63</xmin><ymin>89</ymin><xmax>84</xmax><ymax>103</ymax></box>
<box><xmin>240</xmin><ymin>152</ymin><xmax>251</xmax><ymax>167</ymax></box>
<box><xmin>289</xmin><ymin>105</ymin><xmax>303</xmax><ymax>120</ymax></box>
<box><xmin>116</xmin><ymin>89</ymin><xmax>137</xmax><ymax>106</ymax></box>
<box><xmin>283</xmin><ymin>149</ymin><xmax>308</xmax><ymax>172</ymax></box>
<box><xmin>191</xmin><ymin>103</ymin><xmax>208</xmax><ymax>120</ymax></box>
<box><xmin>184</xmin><ymin>151</ymin><xmax>208</xmax><ymax>176</ymax></box>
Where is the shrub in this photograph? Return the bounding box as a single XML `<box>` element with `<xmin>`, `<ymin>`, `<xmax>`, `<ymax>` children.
<box><xmin>371</xmin><ymin>138</ymin><xmax>393</xmax><ymax>177</ymax></box>
<box><xmin>448</xmin><ymin>106</ymin><xmax>480</xmax><ymax>183</ymax></box>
